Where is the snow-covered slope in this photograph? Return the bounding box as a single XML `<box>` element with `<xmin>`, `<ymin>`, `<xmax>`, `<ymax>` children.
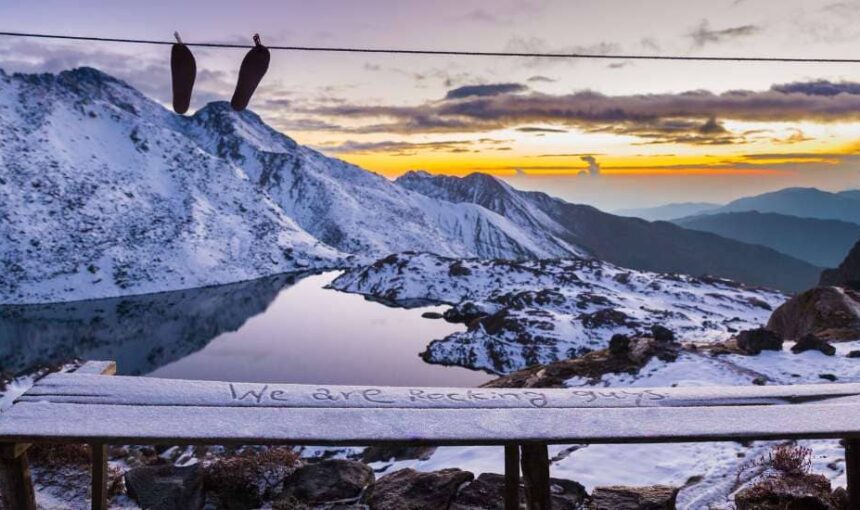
<box><xmin>0</xmin><ymin>68</ymin><xmax>345</xmax><ymax>303</ymax></box>
<box><xmin>183</xmin><ymin>104</ymin><xmax>583</xmax><ymax>260</ymax></box>
<box><xmin>331</xmin><ymin>252</ymin><xmax>784</xmax><ymax>373</ymax></box>
<box><xmin>0</xmin><ymin>67</ymin><xmax>588</xmax><ymax>304</ymax></box>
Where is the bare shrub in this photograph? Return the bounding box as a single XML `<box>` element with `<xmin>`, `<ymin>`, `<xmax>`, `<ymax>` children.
<box><xmin>205</xmin><ymin>446</ymin><xmax>300</xmax><ymax>501</ymax></box>
<box><xmin>766</xmin><ymin>444</ymin><xmax>812</xmax><ymax>476</ymax></box>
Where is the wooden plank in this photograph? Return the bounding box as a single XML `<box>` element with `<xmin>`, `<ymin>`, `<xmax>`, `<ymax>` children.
<box><xmin>504</xmin><ymin>444</ymin><xmax>520</xmax><ymax>510</ymax></box>
<box><xmin>91</xmin><ymin>443</ymin><xmax>108</xmax><ymax>510</ymax></box>
<box><xmin>2</xmin><ymin>402</ymin><xmax>860</xmax><ymax>446</ymax></box>
<box><xmin>20</xmin><ymin>374</ymin><xmax>860</xmax><ymax>410</ymax></box>
<box><xmin>847</xmin><ymin>439</ymin><xmax>860</xmax><ymax>509</ymax></box>
<box><xmin>521</xmin><ymin>444</ymin><xmax>550</xmax><ymax>510</ymax></box>
<box><xmin>75</xmin><ymin>361</ymin><xmax>116</xmax><ymax>376</ymax></box>
<box><xmin>0</xmin><ymin>444</ymin><xmax>36</xmax><ymax>510</ymax></box>
<box><xmin>0</xmin><ymin>443</ymin><xmax>29</xmax><ymax>459</ymax></box>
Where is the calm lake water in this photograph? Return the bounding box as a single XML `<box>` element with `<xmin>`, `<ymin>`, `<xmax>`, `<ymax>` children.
<box><xmin>0</xmin><ymin>272</ymin><xmax>491</xmax><ymax>387</ymax></box>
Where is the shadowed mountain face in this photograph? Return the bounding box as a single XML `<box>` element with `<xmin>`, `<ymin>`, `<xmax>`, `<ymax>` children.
<box><xmin>674</xmin><ymin>211</ymin><xmax>860</xmax><ymax>267</ymax></box>
<box><xmin>0</xmin><ymin>273</ymin><xmax>303</xmax><ymax>376</ymax></box>
<box><xmin>397</xmin><ymin>172</ymin><xmax>821</xmax><ymax>292</ymax></box>
<box><xmin>820</xmin><ymin>241</ymin><xmax>860</xmax><ymax>290</ymax></box>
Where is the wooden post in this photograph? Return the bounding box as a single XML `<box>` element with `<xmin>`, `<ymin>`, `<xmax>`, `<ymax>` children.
<box><xmin>0</xmin><ymin>443</ymin><xmax>36</xmax><ymax>510</ymax></box>
<box><xmin>504</xmin><ymin>444</ymin><xmax>520</xmax><ymax>510</ymax></box>
<box><xmin>90</xmin><ymin>443</ymin><xmax>108</xmax><ymax>510</ymax></box>
<box><xmin>847</xmin><ymin>439</ymin><xmax>860</xmax><ymax>509</ymax></box>
<box><xmin>520</xmin><ymin>443</ymin><xmax>550</xmax><ymax>510</ymax></box>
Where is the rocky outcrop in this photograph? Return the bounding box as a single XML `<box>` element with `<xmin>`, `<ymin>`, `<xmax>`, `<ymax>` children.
<box><xmin>736</xmin><ymin>328</ymin><xmax>784</xmax><ymax>355</ymax></box>
<box><xmin>363</xmin><ymin>468</ymin><xmax>474</xmax><ymax>510</ymax></box>
<box><xmin>767</xmin><ymin>287</ymin><xmax>860</xmax><ymax>340</ymax></box>
<box><xmin>791</xmin><ymin>334</ymin><xmax>836</xmax><ymax>356</ymax></box>
<box><xmin>484</xmin><ymin>331</ymin><xmax>682</xmax><ymax>388</ymax></box>
<box><xmin>820</xmin><ymin>240</ymin><xmax>860</xmax><ymax>290</ymax></box>
<box><xmin>282</xmin><ymin>459</ymin><xmax>374</xmax><ymax>504</ymax></box>
<box><xmin>125</xmin><ymin>464</ymin><xmax>204</xmax><ymax>510</ymax></box>
<box><xmin>734</xmin><ymin>473</ymin><xmax>847</xmax><ymax>510</ymax></box>
<box><xmin>589</xmin><ymin>485</ymin><xmax>678</xmax><ymax>510</ymax></box>
<box><xmin>450</xmin><ymin>473</ymin><xmax>588</xmax><ymax>509</ymax></box>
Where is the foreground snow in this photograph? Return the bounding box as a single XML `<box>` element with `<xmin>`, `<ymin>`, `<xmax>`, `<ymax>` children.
<box><xmin>332</xmin><ymin>252</ymin><xmax>785</xmax><ymax>373</ymax></box>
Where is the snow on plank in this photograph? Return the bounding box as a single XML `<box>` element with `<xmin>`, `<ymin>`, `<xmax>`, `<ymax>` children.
<box><xmin>1</xmin><ymin>401</ymin><xmax>860</xmax><ymax>445</ymax></box>
<box><xmin>18</xmin><ymin>373</ymin><xmax>860</xmax><ymax>410</ymax></box>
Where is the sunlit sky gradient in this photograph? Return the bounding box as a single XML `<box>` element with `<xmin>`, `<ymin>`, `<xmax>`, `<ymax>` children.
<box><xmin>3</xmin><ymin>0</ymin><xmax>860</xmax><ymax>209</ymax></box>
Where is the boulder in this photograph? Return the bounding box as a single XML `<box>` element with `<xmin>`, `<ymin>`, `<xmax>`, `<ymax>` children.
<box><xmin>736</xmin><ymin>328</ymin><xmax>784</xmax><ymax>355</ymax></box>
<box><xmin>734</xmin><ymin>473</ymin><xmax>846</xmax><ymax>510</ymax></box>
<box><xmin>363</xmin><ymin>468</ymin><xmax>474</xmax><ymax>510</ymax></box>
<box><xmin>791</xmin><ymin>334</ymin><xmax>836</xmax><ymax>356</ymax></box>
<box><xmin>820</xmin><ymin>240</ymin><xmax>860</xmax><ymax>290</ymax></box>
<box><xmin>362</xmin><ymin>446</ymin><xmax>437</xmax><ymax>463</ymax></box>
<box><xmin>590</xmin><ymin>485</ymin><xmax>678</xmax><ymax>510</ymax></box>
<box><xmin>125</xmin><ymin>464</ymin><xmax>204</xmax><ymax>510</ymax></box>
<box><xmin>450</xmin><ymin>472</ymin><xmax>588</xmax><ymax>509</ymax></box>
<box><xmin>283</xmin><ymin>459</ymin><xmax>374</xmax><ymax>504</ymax></box>
<box><xmin>650</xmin><ymin>325</ymin><xmax>675</xmax><ymax>343</ymax></box>
<box><xmin>767</xmin><ymin>287</ymin><xmax>860</xmax><ymax>340</ymax></box>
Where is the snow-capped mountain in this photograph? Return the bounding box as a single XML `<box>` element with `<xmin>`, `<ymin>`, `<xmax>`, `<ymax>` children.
<box><xmin>396</xmin><ymin>171</ymin><xmax>820</xmax><ymax>292</ymax></box>
<box><xmin>332</xmin><ymin>252</ymin><xmax>784</xmax><ymax>373</ymax></box>
<box><xmin>0</xmin><ymin>67</ymin><xmax>588</xmax><ymax>304</ymax></box>
<box><xmin>0</xmin><ymin>68</ymin><xmax>345</xmax><ymax>304</ymax></box>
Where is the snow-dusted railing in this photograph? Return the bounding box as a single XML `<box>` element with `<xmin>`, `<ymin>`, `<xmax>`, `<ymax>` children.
<box><xmin>1</xmin><ymin>361</ymin><xmax>860</xmax><ymax>510</ymax></box>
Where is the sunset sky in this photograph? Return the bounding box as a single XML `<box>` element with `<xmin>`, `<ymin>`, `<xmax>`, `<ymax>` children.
<box><xmin>3</xmin><ymin>0</ymin><xmax>860</xmax><ymax>209</ymax></box>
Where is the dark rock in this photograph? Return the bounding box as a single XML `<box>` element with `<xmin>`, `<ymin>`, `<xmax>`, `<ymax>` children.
<box><xmin>791</xmin><ymin>334</ymin><xmax>836</xmax><ymax>356</ymax></box>
<box><xmin>450</xmin><ymin>472</ymin><xmax>588</xmax><ymax>509</ymax></box>
<box><xmin>363</xmin><ymin>468</ymin><xmax>474</xmax><ymax>510</ymax></box>
<box><xmin>609</xmin><ymin>334</ymin><xmax>631</xmax><ymax>357</ymax></box>
<box><xmin>485</xmin><ymin>335</ymin><xmax>682</xmax><ymax>388</ymax></box>
<box><xmin>362</xmin><ymin>446</ymin><xmax>437</xmax><ymax>463</ymax></box>
<box><xmin>421</xmin><ymin>311</ymin><xmax>443</xmax><ymax>319</ymax></box>
<box><xmin>752</xmin><ymin>376</ymin><xmax>767</xmax><ymax>386</ymax></box>
<box><xmin>283</xmin><ymin>459</ymin><xmax>374</xmax><ymax>504</ymax></box>
<box><xmin>590</xmin><ymin>485</ymin><xmax>678</xmax><ymax>509</ymax></box>
<box><xmin>734</xmin><ymin>473</ymin><xmax>846</xmax><ymax>510</ymax></box>
<box><xmin>736</xmin><ymin>328</ymin><xmax>784</xmax><ymax>355</ymax></box>
<box><xmin>848</xmin><ymin>350</ymin><xmax>860</xmax><ymax>358</ymax></box>
<box><xmin>650</xmin><ymin>325</ymin><xmax>675</xmax><ymax>343</ymax></box>
<box><xmin>125</xmin><ymin>464</ymin><xmax>204</xmax><ymax>510</ymax></box>
<box><xmin>819</xmin><ymin>373</ymin><xmax>838</xmax><ymax>382</ymax></box>
<box><xmin>819</xmin><ymin>240</ymin><xmax>860</xmax><ymax>290</ymax></box>
<box><xmin>767</xmin><ymin>287</ymin><xmax>860</xmax><ymax>340</ymax></box>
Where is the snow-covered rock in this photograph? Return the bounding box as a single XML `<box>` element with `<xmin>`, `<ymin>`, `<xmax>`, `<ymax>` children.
<box><xmin>331</xmin><ymin>252</ymin><xmax>785</xmax><ymax>373</ymax></box>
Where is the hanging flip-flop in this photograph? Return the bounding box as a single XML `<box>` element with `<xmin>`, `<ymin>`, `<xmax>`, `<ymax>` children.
<box><xmin>231</xmin><ymin>33</ymin><xmax>270</xmax><ymax>111</ymax></box>
<box><xmin>170</xmin><ymin>32</ymin><xmax>196</xmax><ymax>114</ymax></box>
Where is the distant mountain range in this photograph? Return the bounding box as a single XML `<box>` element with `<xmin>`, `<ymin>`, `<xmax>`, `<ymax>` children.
<box><xmin>0</xmin><ymin>67</ymin><xmax>821</xmax><ymax>302</ymax></box>
<box><xmin>615</xmin><ymin>202</ymin><xmax>721</xmax><ymax>221</ymax></box>
<box><xmin>623</xmin><ymin>187</ymin><xmax>860</xmax><ymax>225</ymax></box>
<box><xmin>674</xmin><ymin>212</ymin><xmax>860</xmax><ymax>268</ymax></box>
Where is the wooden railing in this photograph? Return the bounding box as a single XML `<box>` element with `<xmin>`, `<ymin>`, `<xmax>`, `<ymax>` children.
<box><xmin>1</xmin><ymin>361</ymin><xmax>859</xmax><ymax>509</ymax></box>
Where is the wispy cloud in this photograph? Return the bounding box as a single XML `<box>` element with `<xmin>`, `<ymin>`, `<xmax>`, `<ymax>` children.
<box><xmin>687</xmin><ymin>20</ymin><xmax>762</xmax><ymax>48</ymax></box>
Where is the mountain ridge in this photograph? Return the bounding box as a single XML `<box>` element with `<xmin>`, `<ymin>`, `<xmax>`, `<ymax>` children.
<box><xmin>397</xmin><ymin>171</ymin><xmax>821</xmax><ymax>292</ymax></box>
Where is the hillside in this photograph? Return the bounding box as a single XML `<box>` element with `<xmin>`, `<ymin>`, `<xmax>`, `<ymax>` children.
<box><xmin>674</xmin><ymin>211</ymin><xmax>860</xmax><ymax>267</ymax></box>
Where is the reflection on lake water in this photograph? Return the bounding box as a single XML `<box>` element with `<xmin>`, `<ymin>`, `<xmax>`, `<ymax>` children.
<box><xmin>0</xmin><ymin>272</ymin><xmax>491</xmax><ymax>387</ymax></box>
